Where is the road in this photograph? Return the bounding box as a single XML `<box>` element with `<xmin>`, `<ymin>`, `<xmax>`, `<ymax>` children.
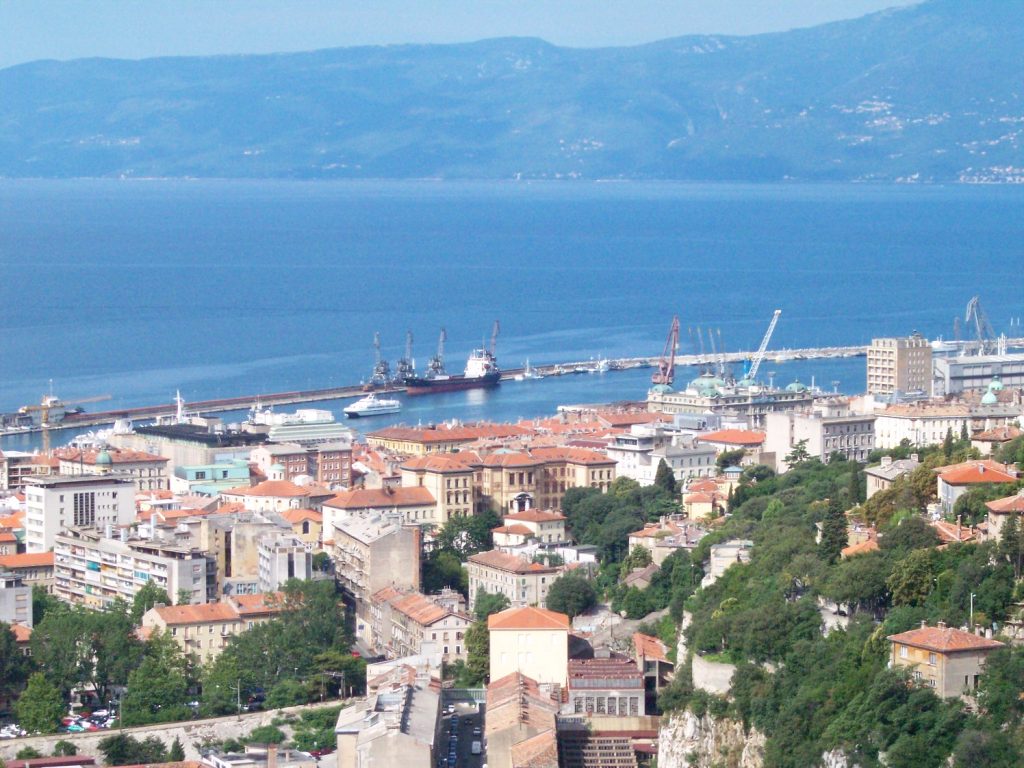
<box><xmin>440</xmin><ymin>701</ymin><xmax>486</xmax><ymax>768</ymax></box>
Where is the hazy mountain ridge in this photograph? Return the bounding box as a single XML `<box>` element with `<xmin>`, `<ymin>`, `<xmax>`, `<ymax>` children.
<box><xmin>1</xmin><ymin>0</ymin><xmax>1021</xmax><ymax>182</ymax></box>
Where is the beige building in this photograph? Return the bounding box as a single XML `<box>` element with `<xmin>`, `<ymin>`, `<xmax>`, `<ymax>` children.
<box><xmin>322</xmin><ymin>486</ymin><xmax>437</xmax><ymax>532</ymax></box>
<box><xmin>0</xmin><ymin>552</ymin><xmax>55</xmax><ymax>594</ymax></box>
<box><xmin>867</xmin><ymin>334</ymin><xmax>932</xmax><ymax>396</ymax></box>
<box><xmin>399</xmin><ymin>453</ymin><xmax>476</xmax><ymax>522</ymax></box>
<box><xmin>477</xmin><ymin>447</ymin><xmax>615</xmax><ymax>515</ymax></box>
<box><xmin>54</xmin><ymin>447</ymin><xmax>170</xmax><ymax>493</ymax></box>
<box><xmin>888</xmin><ymin>621</ymin><xmax>1004</xmax><ymax>699</ymax></box>
<box><xmin>488</xmin><ymin>606</ymin><xmax>570</xmax><ymax>687</ymax></box>
<box><xmin>368</xmin><ymin>587</ymin><xmax>472</xmax><ymax>663</ymax></box>
<box><xmin>765</xmin><ymin>401</ymin><xmax>876</xmax><ymax>472</ymax></box>
<box><xmin>485</xmin><ymin>671</ymin><xmax>559</xmax><ymax>768</ymax></box>
<box><xmin>986</xmin><ymin>490</ymin><xmax>1024</xmax><ymax>542</ymax></box>
<box><xmin>494</xmin><ymin>509</ymin><xmax>566</xmax><ymax>544</ymax></box>
<box><xmin>864</xmin><ymin>455</ymin><xmax>920</xmax><ymax>500</ymax></box>
<box><xmin>466</xmin><ymin>550</ymin><xmax>560</xmax><ymax>612</ymax></box>
<box><xmin>220</xmin><ymin>479</ymin><xmax>335</xmax><ymax>514</ymax></box>
<box><xmin>142</xmin><ymin>602</ymin><xmax>243</xmax><ymax>664</ymax></box>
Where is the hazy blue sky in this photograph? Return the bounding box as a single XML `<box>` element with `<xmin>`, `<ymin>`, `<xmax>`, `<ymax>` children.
<box><xmin>0</xmin><ymin>0</ymin><xmax>919</xmax><ymax>70</ymax></box>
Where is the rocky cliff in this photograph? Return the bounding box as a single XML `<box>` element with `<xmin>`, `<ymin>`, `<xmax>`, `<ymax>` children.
<box><xmin>657</xmin><ymin>710</ymin><xmax>766</xmax><ymax>768</ymax></box>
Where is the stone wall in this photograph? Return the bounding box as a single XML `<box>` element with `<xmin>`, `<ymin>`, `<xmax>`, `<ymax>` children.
<box><xmin>691</xmin><ymin>654</ymin><xmax>736</xmax><ymax>696</ymax></box>
<box><xmin>0</xmin><ymin>701</ymin><xmax>342</xmax><ymax>764</ymax></box>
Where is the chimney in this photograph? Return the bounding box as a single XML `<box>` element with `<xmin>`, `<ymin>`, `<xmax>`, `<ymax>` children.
<box><xmin>267</xmin><ymin>745</ymin><xmax>278</xmax><ymax>768</ymax></box>
<box><xmin>979</xmin><ymin>464</ymin><xmax>985</xmax><ymax>474</ymax></box>
<box><xmin>937</xmin><ymin>620</ymin><xmax>946</xmax><ymax>630</ymax></box>
<box><xmin>120</xmin><ymin>527</ymin><xmax>129</xmax><ymax>543</ymax></box>
<box><xmin>920</xmin><ymin>620</ymin><xmax>928</xmax><ymax>629</ymax></box>
<box><xmin>881</xmin><ymin>456</ymin><xmax>892</xmax><ymax>467</ymax></box>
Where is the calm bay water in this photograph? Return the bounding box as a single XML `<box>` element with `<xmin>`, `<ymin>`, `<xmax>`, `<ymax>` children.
<box><xmin>1</xmin><ymin>179</ymin><xmax>1022</xmax><ymax>450</ymax></box>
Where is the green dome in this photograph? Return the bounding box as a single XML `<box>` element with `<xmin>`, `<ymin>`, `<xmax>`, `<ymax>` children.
<box><xmin>989</xmin><ymin>378</ymin><xmax>1005</xmax><ymax>392</ymax></box>
<box><xmin>981</xmin><ymin>390</ymin><xmax>998</xmax><ymax>405</ymax></box>
<box><xmin>95</xmin><ymin>450</ymin><xmax>113</xmax><ymax>466</ymax></box>
<box><xmin>270</xmin><ymin>463</ymin><xmax>285</xmax><ymax>473</ymax></box>
<box><xmin>650</xmin><ymin>384</ymin><xmax>674</xmax><ymax>395</ymax></box>
<box><xmin>737</xmin><ymin>377</ymin><xmax>755</xmax><ymax>388</ymax></box>
<box><xmin>785</xmin><ymin>380</ymin><xmax>807</xmax><ymax>393</ymax></box>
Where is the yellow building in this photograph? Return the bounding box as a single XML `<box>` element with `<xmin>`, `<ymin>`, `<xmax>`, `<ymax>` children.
<box><xmin>366</xmin><ymin>424</ymin><xmax>530</xmax><ymax>456</ymax></box>
<box><xmin>142</xmin><ymin>602</ymin><xmax>243</xmax><ymax>665</ymax></box>
<box><xmin>399</xmin><ymin>453</ymin><xmax>477</xmax><ymax>522</ymax></box>
<box><xmin>476</xmin><ymin>447</ymin><xmax>615</xmax><ymax>514</ymax></box>
<box><xmin>488</xmin><ymin>606</ymin><xmax>570</xmax><ymax>687</ymax></box>
<box><xmin>280</xmin><ymin>508</ymin><xmax>324</xmax><ymax>547</ymax></box>
<box><xmin>888</xmin><ymin>621</ymin><xmax>1004</xmax><ymax>699</ymax></box>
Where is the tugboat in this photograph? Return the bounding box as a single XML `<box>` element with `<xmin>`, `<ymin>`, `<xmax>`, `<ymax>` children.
<box><xmin>404</xmin><ymin>322</ymin><xmax>502</xmax><ymax>396</ymax></box>
<box><xmin>344</xmin><ymin>392</ymin><xmax>402</xmax><ymax>418</ymax></box>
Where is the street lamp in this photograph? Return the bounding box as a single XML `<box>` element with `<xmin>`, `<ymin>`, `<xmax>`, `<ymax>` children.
<box><xmin>970</xmin><ymin>593</ymin><xmax>976</xmax><ymax>631</ymax></box>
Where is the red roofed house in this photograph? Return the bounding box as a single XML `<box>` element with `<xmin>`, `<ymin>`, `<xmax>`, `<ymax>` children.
<box><xmin>986</xmin><ymin>489</ymin><xmax>1024</xmax><ymax>542</ymax></box>
<box><xmin>0</xmin><ymin>551</ymin><xmax>55</xmax><ymax>593</ymax></box>
<box><xmin>368</xmin><ymin>587</ymin><xmax>472</xmax><ymax>663</ymax></box>
<box><xmin>141</xmin><ymin>602</ymin><xmax>244</xmax><ymax>664</ymax></box>
<box><xmin>279</xmin><ymin>508</ymin><xmax>323</xmax><ymax>546</ymax></box>
<box><xmin>633</xmin><ymin>632</ymin><xmax>674</xmax><ymax>692</ymax></box>
<box><xmin>628</xmin><ymin>516</ymin><xmax>706</xmax><ymax>566</ymax></box>
<box><xmin>500</xmin><ymin>509</ymin><xmax>566</xmax><ymax>543</ymax></box>
<box><xmin>888</xmin><ymin>621</ymin><xmax>1005</xmax><ymax>699</ymax></box>
<box><xmin>971</xmin><ymin>425</ymin><xmax>1023</xmax><ymax>456</ymax></box>
<box><xmin>399</xmin><ymin>452</ymin><xmax>477</xmax><ymax>523</ymax></box>
<box><xmin>220</xmin><ymin>479</ymin><xmax>335</xmax><ymax>514</ymax></box>
<box><xmin>321</xmin><ymin>485</ymin><xmax>437</xmax><ymax>534</ymax></box>
<box><xmin>488</xmin><ymin>606</ymin><xmax>570</xmax><ymax>686</ymax></box>
<box><xmin>466</xmin><ymin>550</ymin><xmax>561</xmax><ymax>613</ymax></box>
<box><xmin>936</xmin><ymin>460</ymin><xmax>1018</xmax><ymax>515</ymax></box>
<box><xmin>54</xmin><ymin>447</ymin><xmax>170</xmax><ymax>492</ymax></box>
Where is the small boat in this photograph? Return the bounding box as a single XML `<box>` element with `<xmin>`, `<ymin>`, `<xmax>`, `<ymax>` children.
<box><xmin>594</xmin><ymin>356</ymin><xmax>610</xmax><ymax>374</ymax></box>
<box><xmin>514</xmin><ymin>359</ymin><xmax>545</xmax><ymax>381</ymax></box>
<box><xmin>343</xmin><ymin>393</ymin><xmax>402</xmax><ymax>418</ymax></box>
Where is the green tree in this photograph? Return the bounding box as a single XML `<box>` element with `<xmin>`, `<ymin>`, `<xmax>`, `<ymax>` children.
<box><xmin>887</xmin><ymin>548</ymin><xmax>937</xmax><ymax>607</ymax></box>
<box><xmin>959</xmin><ymin>422</ymin><xmax>970</xmax><ymax>443</ymax></box>
<box><xmin>716</xmin><ymin>449</ymin><xmax>747</xmax><ymax>471</ymax></box>
<box><xmin>421</xmin><ymin>550</ymin><xmax>468</xmax><ymax>595</ymax></box>
<box><xmin>52</xmin><ymin>741</ymin><xmax>78</xmax><ymax>757</ymax></box>
<box><xmin>823</xmin><ymin>552</ymin><xmax>890</xmax><ymax>616</ymax></box>
<box><xmin>881</xmin><ymin>516</ymin><xmax>940</xmax><ymax>554</ymax></box>
<box><xmin>545</xmin><ymin>573</ymin><xmax>597</xmax><ymax>619</ymax></box>
<box><xmin>620</xmin><ymin>545</ymin><xmax>653</xmax><ymax>576</ymax></box>
<box><xmin>176</xmin><ymin>588</ymin><xmax>192</xmax><ymax>606</ymax></box>
<box><xmin>463</xmin><ymin>621</ymin><xmax>490</xmax><ymax>685</ymax></box>
<box><xmin>168</xmin><ymin>737</ymin><xmax>185</xmax><ymax>762</ymax></box>
<box><xmin>0</xmin><ymin>623</ymin><xmax>29</xmax><ymax>700</ymax></box>
<box><xmin>654</xmin><ymin>458</ymin><xmax>678</xmax><ymax>495</ymax></box>
<box><xmin>847</xmin><ymin>466</ymin><xmax>863</xmax><ymax>505</ymax></box>
<box><xmin>943</xmin><ymin>427</ymin><xmax>955</xmax><ymax>458</ymax></box>
<box><xmin>312</xmin><ymin>551</ymin><xmax>331</xmax><ymax>572</ymax></box>
<box><xmin>15</xmin><ymin>748</ymin><xmax>42</xmax><ymax>760</ymax></box>
<box><xmin>999</xmin><ymin>511</ymin><xmax>1023</xmax><ymax>578</ymax></box>
<box><xmin>98</xmin><ymin>734</ymin><xmax>168</xmax><ymax>766</ymax></box>
<box><xmin>819</xmin><ymin>491</ymin><xmax>848</xmax><ymax>563</ymax></box>
<box><xmin>32</xmin><ymin>585</ymin><xmax>61</xmax><ymax>626</ymax></box>
<box><xmin>122</xmin><ymin>631</ymin><xmax>191</xmax><ymax>725</ymax></box>
<box><xmin>30</xmin><ymin>605</ymin><xmax>94</xmax><ymax>696</ymax></box>
<box><xmin>15</xmin><ymin>672</ymin><xmax>65</xmax><ymax>734</ymax></box>
<box><xmin>267</xmin><ymin>678</ymin><xmax>309</xmax><ymax>708</ymax></box>
<box><xmin>784</xmin><ymin>439</ymin><xmax>811</xmax><ymax>467</ymax></box>
<box><xmin>436</xmin><ymin>508</ymin><xmax>502</xmax><ymax>559</ymax></box>
<box><xmin>130</xmin><ymin>581</ymin><xmax>170</xmax><ymax>623</ymax></box>
<box><xmin>246</xmin><ymin>725</ymin><xmax>287</xmax><ymax>745</ymax></box>
<box><xmin>473</xmin><ymin>590</ymin><xmax>510</xmax><ymax>622</ymax></box>
<box><xmin>89</xmin><ymin>605</ymin><xmax>145</xmax><ymax>705</ymax></box>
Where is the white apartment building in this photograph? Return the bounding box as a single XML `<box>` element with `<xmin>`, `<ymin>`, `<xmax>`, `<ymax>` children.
<box><xmin>765</xmin><ymin>401</ymin><xmax>875</xmax><ymax>472</ymax></box>
<box><xmin>257</xmin><ymin>533</ymin><xmax>312</xmax><ymax>591</ymax></box>
<box><xmin>605</xmin><ymin>424</ymin><xmax>717</xmax><ymax>485</ymax></box>
<box><xmin>873</xmin><ymin>402</ymin><xmax>1022</xmax><ymax>449</ymax></box>
<box><xmin>23</xmin><ymin>474</ymin><xmax>135</xmax><ymax>553</ymax></box>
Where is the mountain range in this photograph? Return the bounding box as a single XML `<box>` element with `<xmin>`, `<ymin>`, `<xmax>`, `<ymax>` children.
<box><xmin>1</xmin><ymin>0</ymin><xmax>1022</xmax><ymax>182</ymax></box>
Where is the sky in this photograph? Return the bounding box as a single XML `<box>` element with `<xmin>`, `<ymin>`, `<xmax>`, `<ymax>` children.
<box><xmin>0</xmin><ymin>0</ymin><xmax>920</xmax><ymax>70</ymax></box>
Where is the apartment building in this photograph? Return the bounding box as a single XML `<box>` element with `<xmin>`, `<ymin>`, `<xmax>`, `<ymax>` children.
<box><xmin>0</xmin><ymin>571</ymin><xmax>32</xmax><ymax>628</ymax></box>
<box><xmin>0</xmin><ymin>451</ymin><xmax>57</xmax><ymax>491</ymax></box>
<box><xmin>487</xmin><ymin>606</ymin><xmax>570</xmax><ymax>687</ymax></box>
<box><xmin>0</xmin><ymin>552</ymin><xmax>55</xmax><ymax>594</ymax></box>
<box><xmin>257</xmin><ymin>533</ymin><xmax>312</xmax><ymax>591</ymax></box>
<box><xmin>399</xmin><ymin>453</ymin><xmax>477</xmax><ymax>522</ymax></box>
<box><xmin>23</xmin><ymin>474</ymin><xmax>136</xmax><ymax>553</ymax></box>
<box><xmin>866</xmin><ymin>334</ymin><xmax>932</xmax><ymax>396</ymax></box>
<box><xmin>765</xmin><ymin>401</ymin><xmax>875</xmax><ymax>472</ymax></box>
<box><xmin>466</xmin><ymin>549</ymin><xmax>559</xmax><ymax>611</ymax></box>
<box><xmin>53</xmin><ymin>447</ymin><xmax>170</xmax><ymax>493</ymax></box>
<box><xmin>220</xmin><ymin>478</ymin><xmax>335</xmax><ymax>514</ymax></box>
<box><xmin>888</xmin><ymin>621</ymin><xmax>1004</xmax><ymax>699</ymax></box>
<box><xmin>873</xmin><ymin>401</ymin><xmax>1021</xmax><ymax>449</ymax></box>
<box><xmin>368</xmin><ymin>587</ymin><xmax>472</xmax><ymax>663</ymax></box>
<box><xmin>54</xmin><ymin>526</ymin><xmax>211</xmax><ymax>609</ymax></box>
<box><xmin>322</xmin><ymin>486</ymin><xmax>437</xmax><ymax>532</ymax></box>
<box><xmin>142</xmin><ymin>602</ymin><xmax>243</xmax><ymax>664</ymax></box>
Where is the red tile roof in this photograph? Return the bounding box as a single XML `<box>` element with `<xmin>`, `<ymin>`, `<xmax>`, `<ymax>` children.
<box><xmin>0</xmin><ymin>552</ymin><xmax>54</xmax><ymax>569</ymax></box>
<box><xmin>223</xmin><ymin>479</ymin><xmax>313</xmax><ymax>498</ymax></box>
<box><xmin>229</xmin><ymin>592</ymin><xmax>286</xmax><ymax>616</ymax></box>
<box><xmin>841</xmin><ymin>538</ymin><xmax>880</xmax><ymax>558</ymax></box>
<box><xmin>150</xmin><ymin>602</ymin><xmax>240</xmax><ymax>625</ymax></box>
<box><xmin>504</xmin><ymin>509</ymin><xmax>566</xmax><ymax>523</ymax></box>
<box><xmin>888</xmin><ymin>625</ymin><xmax>1005</xmax><ymax>653</ymax></box>
<box><xmin>493</xmin><ymin>524</ymin><xmax>536</xmax><ymax>537</ymax></box>
<box><xmin>400</xmin><ymin>453</ymin><xmax>480</xmax><ymax>472</ymax></box>
<box><xmin>697</xmin><ymin>429</ymin><xmax>766</xmax><ymax>446</ymax></box>
<box><xmin>369</xmin><ymin>424</ymin><xmax>531</xmax><ymax>444</ymax></box>
<box><xmin>530</xmin><ymin>446</ymin><xmax>615</xmax><ymax>465</ymax></box>
<box><xmin>281</xmin><ymin>508</ymin><xmax>323</xmax><ymax>524</ymax></box>
<box><xmin>986</xmin><ymin>492</ymin><xmax>1024</xmax><ymax>515</ymax></box>
<box><xmin>469</xmin><ymin>550</ymin><xmax>557</xmax><ymax>574</ymax></box>
<box><xmin>481</xmin><ymin>451</ymin><xmax>543</xmax><ymax>468</ymax></box>
<box><xmin>324</xmin><ymin>486</ymin><xmax>436</xmax><ymax>509</ymax></box>
<box><xmin>488</xmin><ymin>606</ymin><xmax>570</xmax><ymax>631</ymax></box>
<box><xmin>938</xmin><ymin>462</ymin><xmax>1017</xmax><ymax>486</ymax></box>
<box><xmin>633</xmin><ymin>632</ymin><xmax>669</xmax><ymax>664</ymax></box>
<box><xmin>931</xmin><ymin>520</ymin><xmax>978</xmax><ymax>544</ymax></box>
<box><xmin>972</xmin><ymin>426</ymin><xmax>1023</xmax><ymax>442</ymax></box>
<box><xmin>11</xmin><ymin>623</ymin><xmax>32</xmax><ymax>643</ymax></box>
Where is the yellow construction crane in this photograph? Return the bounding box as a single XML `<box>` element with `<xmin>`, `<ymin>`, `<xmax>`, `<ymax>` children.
<box><xmin>19</xmin><ymin>393</ymin><xmax>112</xmax><ymax>453</ymax></box>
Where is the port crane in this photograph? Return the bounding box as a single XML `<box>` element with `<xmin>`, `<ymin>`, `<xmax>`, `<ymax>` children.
<box><xmin>369</xmin><ymin>332</ymin><xmax>392</xmax><ymax>386</ymax></box>
<box><xmin>395</xmin><ymin>330</ymin><xmax>416</xmax><ymax>382</ymax></box>
<box><xmin>748</xmin><ymin>309</ymin><xmax>782</xmax><ymax>383</ymax></box>
<box><xmin>965</xmin><ymin>296</ymin><xmax>997</xmax><ymax>356</ymax></box>
<box><xmin>19</xmin><ymin>393</ymin><xmax>112</xmax><ymax>453</ymax></box>
<box><xmin>427</xmin><ymin>328</ymin><xmax>447</xmax><ymax>376</ymax></box>
<box><xmin>652</xmin><ymin>315</ymin><xmax>680</xmax><ymax>386</ymax></box>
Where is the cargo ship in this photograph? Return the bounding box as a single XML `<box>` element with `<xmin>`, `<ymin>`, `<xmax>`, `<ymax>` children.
<box><xmin>404</xmin><ymin>322</ymin><xmax>501</xmax><ymax>396</ymax></box>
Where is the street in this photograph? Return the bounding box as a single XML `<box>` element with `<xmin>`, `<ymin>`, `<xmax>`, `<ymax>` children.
<box><xmin>439</xmin><ymin>701</ymin><xmax>485</xmax><ymax>768</ymax></box>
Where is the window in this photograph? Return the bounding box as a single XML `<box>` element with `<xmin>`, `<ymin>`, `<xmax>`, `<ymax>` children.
<box><xmin>928</xmin><ymin>652</ymin><xmax>937</xmax><ymax>666</ymax></box>
<box><xmin>899</xmin><ymin>645</ymin><xmax>908</xmax><ymax>659</ymax></box>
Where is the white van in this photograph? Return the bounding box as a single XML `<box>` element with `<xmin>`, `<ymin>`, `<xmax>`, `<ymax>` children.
<box><xmin>471</xmin><ymin>741</ymin><xmax>482</xmax><ymax>755</ymax></box>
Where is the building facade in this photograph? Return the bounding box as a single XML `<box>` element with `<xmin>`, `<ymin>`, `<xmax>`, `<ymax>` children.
<box><xmin>23</xmin><ymin>474</ymin><xmax>136</xmax><ymax>553</ymax></box>
<box><xmin>488</xmin><ymin>606</ymin><xmax>570</xmax><ymax>687</ymax></box>
<box><xmin>0</xmin><ymin>571</ymin><xmax>32</xmax><ymax>628</ymax></box>
<box><xmin>466</xmin><ymin>550</ymin><xmax>560</xmax><ymax>611</ymax></box>
<box><xmin>888</xmin><ymin>622</ymin><xmax>1004</xmax><ymax>699</ymax></box>
<box><xmin>866</xmin><ymin>334</ymin><xmax>932</xmax><ymax>396</ymax></box>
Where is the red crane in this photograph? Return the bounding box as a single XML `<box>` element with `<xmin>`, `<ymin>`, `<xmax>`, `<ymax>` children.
<box><xmin>652</xmin><ymin>315</ymin><xmax>680</xmax><ymax>386</ymax></box>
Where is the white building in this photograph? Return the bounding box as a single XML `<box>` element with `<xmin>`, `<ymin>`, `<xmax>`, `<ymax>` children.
<box><xmin>866</xmin><ymin>334</ymin><xmax>932</xmax><ymax>396</ymax></box>
<box><xmin>872</xmin><ymin>401</ymin><xmax>1021</xmax><ymax>449</ymax></box>
<box><xmin>605</xmin><ymin>424</ymin><xmax>717</xmax><ymax>485</ymax></box>
<box><xmin>765</xmin><ymin>401</ymin><xmax>875</xmax><ymax>472</ymax></box>
<box><xmin>0</xmin><ymin>571</ymin><xmax>32</xmax><ymax>628</ymax></box>
<box><xmin>23</xmin><ymin>474</ymin><xmax>136</xmax><ymax>553</ymax></box>
<box><xmin>257</xmin><ymin>533</ymin><xmax>312</xmax><ymax>591</ymax></box>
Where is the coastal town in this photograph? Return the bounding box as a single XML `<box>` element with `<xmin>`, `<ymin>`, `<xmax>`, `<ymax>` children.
<box><xmin>2</xmin><ymin>319</ymin><xmax>1024</xmax><ymax>768</ymax></box>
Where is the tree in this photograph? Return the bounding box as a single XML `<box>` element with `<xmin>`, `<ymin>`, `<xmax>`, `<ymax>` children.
<box><xmin>130</xmin><ymin>581</ymin><xmax>170</xmax><ymax>623</ymax></box>
<box><xmin>654</xmin><ymin>458</ymin><xmax>678</xmax><ymax>496</ymax></box>
<box><xmin>847</xmin><ymin>466</ymin><xmax>863</xmax><ymax>505</ymax></box>
<box><xmin>52</xmin><ymin>741</ymin><xmax>78</xmax><ymax>757</ymax></box>
<box><xmin>32</xmin><ymin>585</ymin><xmax>61</xmax><ymax>625</ymax></box>
<box><xmin>716</xmin><ymin>449</ymin><xmax>747</xmax><ymax>471</ymax></box>
<box><xmin>473</xmin><ymin>590</ymin><xmax>510</xmax><ymax>622</ymax></box>
<box><xmin>436</xmin><ymin>508</ymin><xmax>502</xmax><ymax>559</ymax></box>
<box><xmin>463</xmin><ymin>621</ymin><xmax>490</xmax><ymax>686</ymax></box>
<box><xmin>0</xmin><ymin>623</ymin><xmax>29</xmax><ymax>700</ymax></box>
<box><xmin>312</xmin><ymin>551</ymin><xmax>331</xmax><ymax>572</ymax></box>
<box><xmin>784</xmin><ymin>440</ymin><xmax>811</xmax><ymax>467</ymax></box>
<box><xmin>881</xmin><ymin>516</ymin><xmax>940</xmax><ymax>554</ymax></box>
<box><xmin>246</xmin><ymin>725</ymin><xmax>287</xmax><ymax>745</ymax></box>
<box><xmin>98</xmin><ymin>734</ymin><xmax>168</xmax><ymax>766</ymax></box>
<box><xmin>122</xmin><ymin>631</ymin><xmax>191</xmax><ymax>725</ymax></box>
<box><xmin>823</xmin><ymin>553</ymin><xmax>890</xmax><ymax>617</ymax></box>
<box><xmin>545</xmin><ymin>573</ymin><xmax>597</xmax><ymax>619</ymax></box>
<box><xmin>267</xmin><ymin>678</ymin><xmax>309</xmax><ymax>708</ymax></box>
<box><xmin>944</xmin><ymin>427</ymin><xmax>954</xmax><ymax>459</ymax></box>
<box><xmin>15</xmin><ymin>748</ymin><xmax>42</xmax><ymax>760</ymax></box>
<box><xmin>819</xmin><ymin>491</ymin><xmax>848</xmax><ymax>563</ymax></box>
<box><xmin>168</xmin><ymin>737</ymin><xmax>185</xmax><ymax>762</ymax></box>
<box><xmin>999</xmin><ymin>511</ymin><xmax>1023</xmax><ymax>579</ymax></box>
<box><xmin>960</xmin><ymin>422</ymin><xmax>970</xmax><ymax>443</ymax></box>
<box><xmin>421</xmin><ymin>550</ymin><xmax>468</xmax><ymax>595</ymax></box>
<box><xmin>620</xmin><ymin>545</ymin><xmax>653</xmax><ymax>577</ymax></box>
<box><xmin>89</xmin><ymin>606</ymin><xmax>145</xmax><ymax>705</ymax></box>
<box><xmin>16</xmin><ymin>673</ymin><xmax>65</xmax><ymax>734</ymax></box>
<box><xmin>887</xmin><ymin>548</ymin><xmax>937</xmax><ymax>607</ymax></box>
<box><xmin>176</xmin><ymin>588</ymin><xmax>192</xmax><ymax>606</ymax></box>
<box><xmin>30</xmin><ymin>606</ymin><xmax>94</xmax><ymax>696</ymax></box>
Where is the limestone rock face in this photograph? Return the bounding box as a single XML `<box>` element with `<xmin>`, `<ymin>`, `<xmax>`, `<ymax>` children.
<box><xmin>657</xmin><ymin>709</ymin><xmax>766</xmax><ymax>768</ymax></box>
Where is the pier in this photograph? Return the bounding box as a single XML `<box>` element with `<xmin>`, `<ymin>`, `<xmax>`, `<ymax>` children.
<box><xmin>5</xmin><ymin>338</ymin><xmax>1021</xmax><ymax>436</ymax></box>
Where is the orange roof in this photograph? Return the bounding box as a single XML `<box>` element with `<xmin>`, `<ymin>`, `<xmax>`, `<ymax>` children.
<box><xmin>492</xmin><ymin>524</ymin><xmax>535</xmax><ymax>537</ymax></box>
<box><xmin>504</xmin><ymin>509</ymin><xmax>566</xmax><ymax>523</ymax></box>
<box><xmin>229</xmin><ymin>592</ymin><xmax>285</xmax><ymax>616</ymax></box>
<box><xmin>931</xmin><ymin>520</ymin><xmax>978</xmax><ymax>544</ymax></box>
<box><xmin>54</xmin><ymin>447</ymin><xmax>168</xmax><ymax>464</ymax></box>
<box><xmin>629</xmin><ymin>520</ymin><xmax>684</xmax><ymax>539</ymax></box>
<box><xmin>11</xmin><ymin>623</ymin><xmax>32</xmax><ymax>643</ymax></box>
<box><xmin>488</xmin><ymin>606</ymin><xmax>570</xmax><ymax>631</ymax></box>
<box><xmin>368</xmin><ymin>423</ymin><xmax>530</xmax><ymax>445</ymax></box>
<box><xmin>684</xmin><ymin>492</ymin><xmax>718</xmax><ymax>504</ymax></box>
<box><xmin>972</xmin><ymin>426</ymin><xmax>1022</xmax><ymax>442</ymax></box>
<box><xmin>633</xmin><ymin>632</ymin><xmax>669</xmax><ymax>664</ymax></box>
<box><xmin>150</xmin><ymin>602</ymin><xmax>240</xmax><ymax>625</ymax></box>
<box><xmin>687</xmin><ymin>479</ymin><xmax>719</xmax><ymax>493</ymax></box>
<box><xmin>325</xmin><ymin>486</ymin><xmax>435</xmax><ymax>509</ymax></box>
<box><xmin>530</xmin><ymin>445</ymin><xmax>614</xmax><ymax>465</ymax></box>
<box><xmin>986</xmin><ymin>492</ymin><xmax>1024</xmax><ymax>515</ymax></box>
<box><xmin>373</xmin><ymin>589</ymin><xmax>464</xmax><ymax>627</ymax></box>
<box><xmin>888</xmin><ymin>625</ymin><xmax>1005</xmax><ymax>654</ymax></box>
<box><xmin>223</xmin><ymin>479</ymin><xmax>313</xmax><ymax>498</ymax></box>
<box><xmin>841</xmin><ymin>538</ymin><xmax>879</xmax><ymax>558</ymax></box>
<box><xmin>0</xmin><ymin>552</ymin><xmax>54</xmax><ymax>569</ymax></box>
<box><xmin>938</xmin><ymin>462</ymin><xmax>1017</xmax><ymax>486</ymax></box>
<box><xmin>697</xmin><ymin>429</ymin><xmax>766</xmax><ymax>446</ymax></box>
<box><xmin>481</xmin><ymin>451</ymin><xmax>542</xmax><ymax>468</ymax></box>
<box><xmin>469</xmin><ymin>550</ymin><xmax>557</xmax><ymax>574</ymax></box>
<box><xmin>0</xmin><ymin>531</ymin><xmax>17</xmax><ymax>543</ymax></box>
<box><xmin>281</xmin><ymin>508</ymin><xmax>323</xmax><ymax>524</ymax></box>
<box><xmin>400</xmin><ymin>453</ymin><xmax>479</xmax><ymax>472</ymax></box>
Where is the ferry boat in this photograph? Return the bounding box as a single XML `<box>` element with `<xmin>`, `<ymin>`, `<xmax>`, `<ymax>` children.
<box><xmin>405</xmin><ymin>321</ymin><xmax>502</xmax><ymax>396</ymax></box>
<box><xmin>343</xmin><ymin>392</ymin><xmax>402</xmax><ymax>418</ymax></box>
<box><xmin>247</xmin><ymin>406</ymin><xmax>352</xmax><ymax>444</ymax></box>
